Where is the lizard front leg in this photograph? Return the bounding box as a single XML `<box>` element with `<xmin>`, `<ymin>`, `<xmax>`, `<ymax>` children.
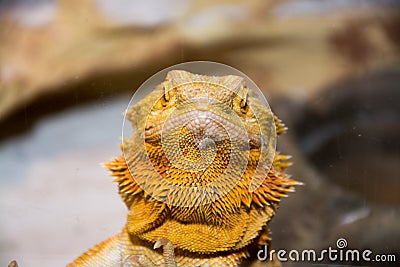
<box><xmin>125</xmin><ymin>238</ymin><xmax>177</xmax><ymax>267</ymax></box>
<box><xmin>6</xmin><ymin>239</ymin><xmax>176</xmax><ymax>267</ymax></box>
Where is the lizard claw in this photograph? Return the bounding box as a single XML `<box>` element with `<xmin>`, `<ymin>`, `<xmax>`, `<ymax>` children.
<box><xmin>124</xmin><ymin>238</ymin><xmax>177</xmax><ymax>267</ymax></box>
<box><xmin>153</xmin><ymin>237</ymin><xmax>170</xmax><ymax>249</ymax></box>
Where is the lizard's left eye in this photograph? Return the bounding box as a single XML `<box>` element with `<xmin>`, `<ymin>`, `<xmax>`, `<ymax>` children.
<box><xmin>240</xmin><ymin>93</ymin><xmax>248</xmax><ymax>113</ymax></box>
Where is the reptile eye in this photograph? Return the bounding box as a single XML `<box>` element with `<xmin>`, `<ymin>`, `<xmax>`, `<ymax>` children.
<box><xmin>162</xmin><ymin>85</ymin><xmax>170</xmax><ymax>106</ymax></box>
<box><xmin>163</xmin><ymin>90</ymin><xmax>170</xmax><ymax>102</ymax></box>
<box><xmin>163</xmin><ymin>92</ymin><xmax>169</xmax><ymax>103</ymax></box>
<box><xmin>240</xmin><ymin>94</ymin><xmax>248</xmax><ymax>113</ymax></box>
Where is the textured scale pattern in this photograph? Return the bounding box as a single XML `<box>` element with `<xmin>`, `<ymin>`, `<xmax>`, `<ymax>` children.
<box><xmin>67</xmin><ymin>70</ymin><xmax>300</xmax><ymax>266</ymax></box>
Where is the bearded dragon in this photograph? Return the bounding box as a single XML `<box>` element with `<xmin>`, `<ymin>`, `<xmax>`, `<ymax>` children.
<box><xmin>63</xmin><ymin>70</ymin><xmax>299</xmax><ymax>266</ymax></box>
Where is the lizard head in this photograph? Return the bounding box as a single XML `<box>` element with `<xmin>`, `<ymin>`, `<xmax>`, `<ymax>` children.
<box><xmin>143</xmin><ymin>70</ymin><xmax>274</xmax><ymax>174</ymax></box>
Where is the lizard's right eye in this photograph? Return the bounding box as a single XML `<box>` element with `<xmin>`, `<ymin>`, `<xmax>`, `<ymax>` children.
<box><xmin>161</xmin><ymin>86</ymin><xmax>170</xmax><ymax>106</ymax></box>
<box><xmin>163</xmin><ymin>89</ymin><xmax>170</xmax><ymax>102</ymax></box>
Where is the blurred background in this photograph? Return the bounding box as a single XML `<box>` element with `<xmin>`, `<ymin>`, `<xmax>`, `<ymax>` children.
<box><xmin>0</xmin><ymin>0</ymin><xmax>399</xmax><ymax>266</ymax></box>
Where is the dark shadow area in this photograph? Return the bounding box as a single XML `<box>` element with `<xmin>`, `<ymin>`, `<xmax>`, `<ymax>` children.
<box><xmin>294</xmin><ymin>69</ymin><xmax>400</xmax><ymax>205</ymax></box>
